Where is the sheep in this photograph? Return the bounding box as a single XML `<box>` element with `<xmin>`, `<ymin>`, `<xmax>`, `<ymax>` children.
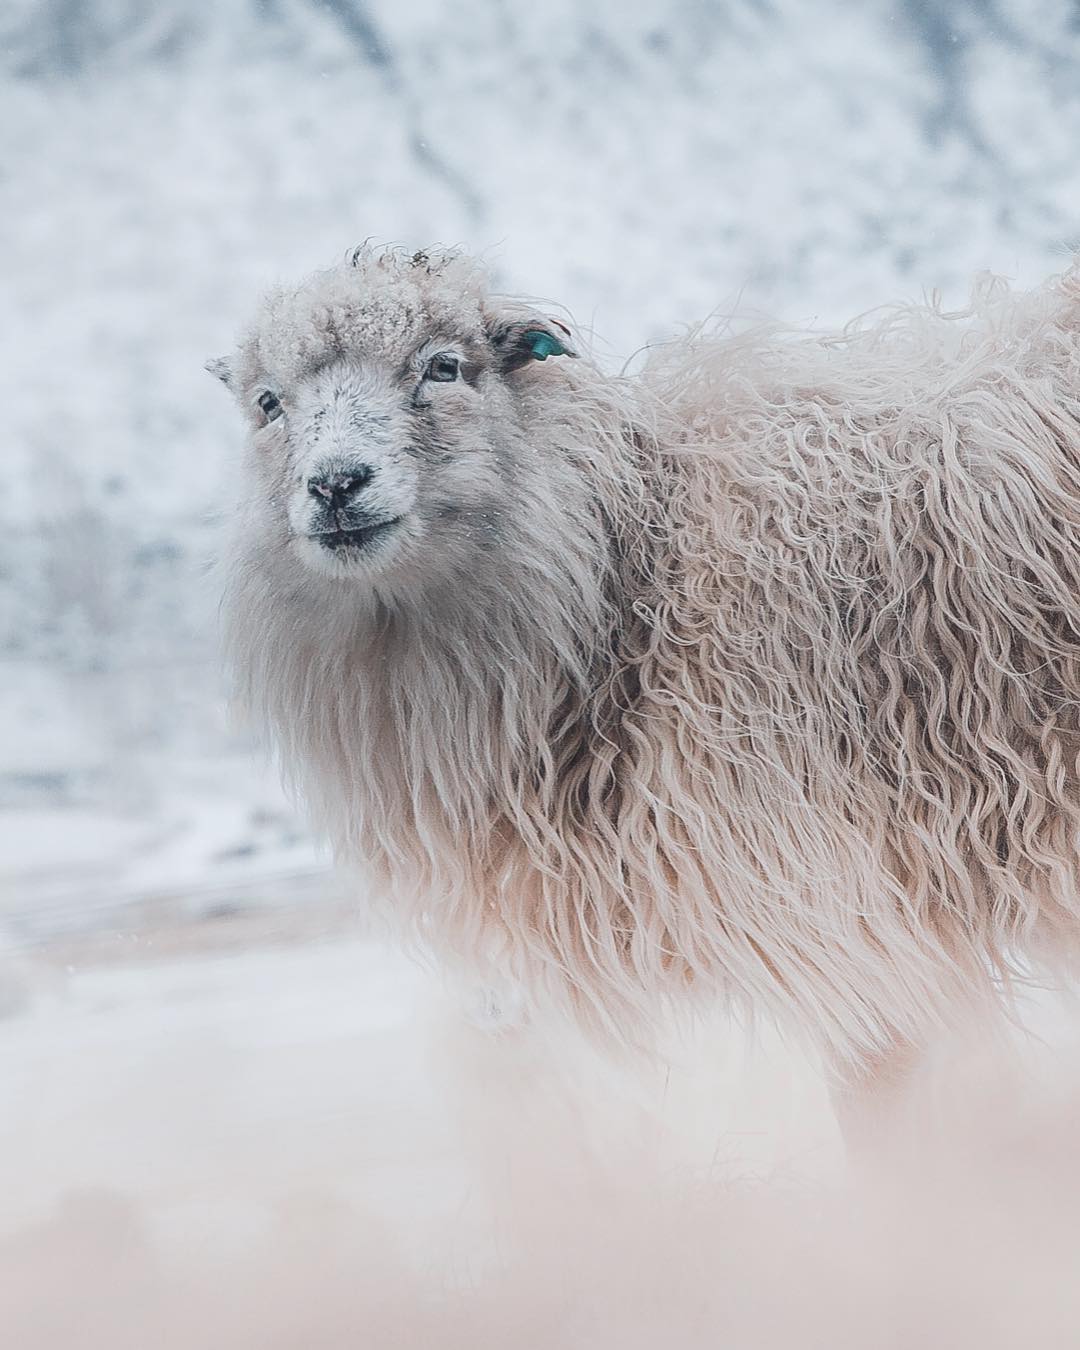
<box><xmin>209</xmin><ymin>244</ymin><xmax>1080</xmax><ymax>1110</ymax></box>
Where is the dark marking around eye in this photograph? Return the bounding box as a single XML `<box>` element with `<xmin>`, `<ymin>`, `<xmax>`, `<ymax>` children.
<box><xmin>425</xmin><ymin>353</ymin><xmax>460</xmax><ymax>383</ymax></box>
<box><xmin>257</xmin><ymin>390</ymin><xmax>283</xmax><ymax>422</ymax></box>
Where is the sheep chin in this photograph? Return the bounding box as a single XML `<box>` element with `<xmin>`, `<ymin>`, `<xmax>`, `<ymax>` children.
<box><xmin>290</xmin><ymin>520</ymin><xmax>408</xmax><ymax>581</ymax></box>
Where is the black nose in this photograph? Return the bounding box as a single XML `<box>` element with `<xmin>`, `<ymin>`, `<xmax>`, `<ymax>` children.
<box><xmin>307</xmin><ymin>467</ymin><xmax>374</xmax><ymax>509</ymax></box>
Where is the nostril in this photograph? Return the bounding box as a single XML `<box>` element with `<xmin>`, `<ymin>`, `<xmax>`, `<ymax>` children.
<box><xmin>307</xmin><ymin>466</ymin><xmax>374</xmax><ymax>505</ymax></box>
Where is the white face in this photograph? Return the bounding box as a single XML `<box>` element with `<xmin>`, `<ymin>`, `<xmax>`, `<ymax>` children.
<box><xmin>273</xmin><ymin>346</ymin><xmax>459</xmax><ymax>583</ymax></box>
<box><xmin>229</xmin><ymin>340</ymin><xmax>516</xmax><ymax>592</ymax></box>
<box><xmin>211</xmin><ymin>258</ymin><xmax>576</xmax><ymax>596</ymax></box>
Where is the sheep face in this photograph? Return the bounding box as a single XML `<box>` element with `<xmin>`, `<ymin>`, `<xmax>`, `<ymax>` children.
<box><xmin>208</xmin><ymin>250</ymin><xmax>576</xmax><ymax>595</ymax></box>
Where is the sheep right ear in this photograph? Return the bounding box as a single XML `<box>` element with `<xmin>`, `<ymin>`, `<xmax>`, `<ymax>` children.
<box><xmin>205</xmin><ymin>356</ymin><xmax>233</xmax><ymax>388</ymax></box>
<box><xmin>487</xmin><ymin>316</ymin><xmax>577</xmax><ymax>374</ymax></box>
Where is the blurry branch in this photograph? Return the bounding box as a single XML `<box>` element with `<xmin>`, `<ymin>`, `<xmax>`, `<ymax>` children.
<box><xmin>311</xmin><ymin>0</ymin><xmax>394</xmax><ymax>76</ymax></box>
<box><xmin>894</xmin><ymin>0</ymin><xmax>995</xmax><ymax>157</ymax></box>
<box><xmin>407</xmin><ymin>133</ymin><xmax>484</xmax><ymax>224</ymax></box>
<box><xmin>896</xmin><ymin>0</ymin><xmax>1077</xmax><ymax>159</ymax></box>
<box><xmin>7</xmin><ymin>0</ymin><xmax>485</xmax><ymax>223</ymax></box>
<box><xmin>8</xmin><ymin>0</ymin><xmax>1079</xmax><ymax>226</ymax></box>
<box><xmin>310</xmin><ymin>0</ymin><xmax>484</xmax><ymax>223</ymax></box>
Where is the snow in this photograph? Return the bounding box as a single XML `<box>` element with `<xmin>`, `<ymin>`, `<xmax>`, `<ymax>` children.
<box><xmin>3</xmin><ymin>922</ymin><xmax>1080</xmax><ymax>1346</ymax></box>
<box><xmin>8</xmin><ymin>0</ymin><xmax>1080</xmax><ymax>931</ymax></box>
<box><xmin>6</xmin><ymin>4</ymin><xmax>1080</xmax><ymax>1339</ymax></box>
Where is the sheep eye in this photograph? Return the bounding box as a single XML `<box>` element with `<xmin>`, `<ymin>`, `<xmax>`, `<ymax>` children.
<box><xmin>257</xmin><ymin>391</ymin><xmax>283</xmax><ymax>422</ymax></box>
<box><xmin>425</xmin><ymin>353</ymin><xmax>460</xmax><ymax>383</ymax></box>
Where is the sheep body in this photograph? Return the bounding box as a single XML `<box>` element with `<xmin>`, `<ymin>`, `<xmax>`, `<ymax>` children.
<box><xmin>220</xmin><ymin>252</ymin><xmax>1080</xmax><ymax>1067</ymax></box>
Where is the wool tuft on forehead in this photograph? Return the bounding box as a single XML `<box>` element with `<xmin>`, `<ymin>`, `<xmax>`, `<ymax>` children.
<box><xmin>248</xmin><ymin>247</ymin><xmax>489</xmax><ymax>387</ymax></box>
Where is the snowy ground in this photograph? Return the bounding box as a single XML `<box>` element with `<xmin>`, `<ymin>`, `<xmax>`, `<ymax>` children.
<box><xmin>7</xmin><ymin>3</ymin><xmax>1080</xmax><ymax>1341</ymax></box>
<box><xmin>4</xmin><ymin>917</ymin><xmax>1080</xmax><ymax>1346</ymax></box>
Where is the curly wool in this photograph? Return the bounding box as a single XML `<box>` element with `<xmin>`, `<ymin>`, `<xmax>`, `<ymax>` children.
<box><xmin>223</xmin><ymin>255</ymin><xmax>1080</xmax><ymax>1069</ymax></box>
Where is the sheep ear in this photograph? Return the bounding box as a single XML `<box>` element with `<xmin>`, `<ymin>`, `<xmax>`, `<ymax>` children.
<box><xmin>488</xmin><ymin>316</ymin><xmax>577</xmax><ymax>373</ymax></box>
<box><xmin>205</xmin><ymin>356</ymin><xmax>233</xmax><ymax>388</ymax></box>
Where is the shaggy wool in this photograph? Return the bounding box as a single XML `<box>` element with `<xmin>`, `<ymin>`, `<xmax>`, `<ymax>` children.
<box><xmin>218</xmin><ymin>249</ymin><xmax>1080</xmax><ymax>1070</ymax></box>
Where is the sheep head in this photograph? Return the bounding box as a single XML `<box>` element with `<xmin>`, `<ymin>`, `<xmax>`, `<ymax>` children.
<box><xmin>207</xmin><ymin>246</ymin><xmax>577</xmax><ymax>594</ymax></box>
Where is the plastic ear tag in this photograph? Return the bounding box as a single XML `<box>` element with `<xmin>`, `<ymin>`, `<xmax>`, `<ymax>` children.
<box><xmin>524</xmin><ymin>329</ymin><xmax>569</xmax><ymax>360</ymax></box>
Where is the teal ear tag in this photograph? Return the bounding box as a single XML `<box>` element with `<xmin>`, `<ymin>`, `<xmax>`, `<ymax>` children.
<box><xmin>524</xmin><ymin>329</ymin><xmax>569</xmax><ymax>361</ymax></box>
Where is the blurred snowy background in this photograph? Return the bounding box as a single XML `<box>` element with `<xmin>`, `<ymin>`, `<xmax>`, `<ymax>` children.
<box><xmin>5</xmin><ymin>0</ymin><xmax>1080</xmax><ymax>943</ymax></box>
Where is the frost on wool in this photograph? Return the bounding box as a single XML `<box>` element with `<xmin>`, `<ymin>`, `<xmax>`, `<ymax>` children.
<box><xmin>214</xmin><ymin>246</ymin><xmax>1080</xmax><ymax>1070</ymax></box>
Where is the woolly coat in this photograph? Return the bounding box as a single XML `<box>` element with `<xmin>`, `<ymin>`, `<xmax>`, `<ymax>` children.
<box><xmin>221</xmin><ymin>254</ymin><xmax>1080</xmax><ymax>1066</ymax></box>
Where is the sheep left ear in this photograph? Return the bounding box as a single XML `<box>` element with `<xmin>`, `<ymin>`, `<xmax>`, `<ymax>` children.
<box><xmin>488</xmin><ymin>317</ymin><xmax>577</xmax><ymax>373</ymax></box>
<box><xmin>205</xmin><ymin>356</ymin><xmax>233</xmax><ymax>388</ymax></box>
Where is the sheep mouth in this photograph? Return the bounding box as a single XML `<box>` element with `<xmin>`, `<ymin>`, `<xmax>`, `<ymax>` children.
<box><xmin>310</xmin><ymin>518</ymin><xmax>403</xmax><ymax>552</ymax></box>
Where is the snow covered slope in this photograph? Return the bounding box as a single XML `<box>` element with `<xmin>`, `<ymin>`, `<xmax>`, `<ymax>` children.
<box><xmin>4</xmin><ymin>0</ymin><xmax>1080</xmax><ymax>920</ymax></box>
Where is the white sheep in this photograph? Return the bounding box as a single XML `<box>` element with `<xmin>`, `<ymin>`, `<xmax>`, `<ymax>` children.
<box><xmin>209</xmin><ymin>245</ymin><xmax>1080</xmax><ymax>1112</ymax></box>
